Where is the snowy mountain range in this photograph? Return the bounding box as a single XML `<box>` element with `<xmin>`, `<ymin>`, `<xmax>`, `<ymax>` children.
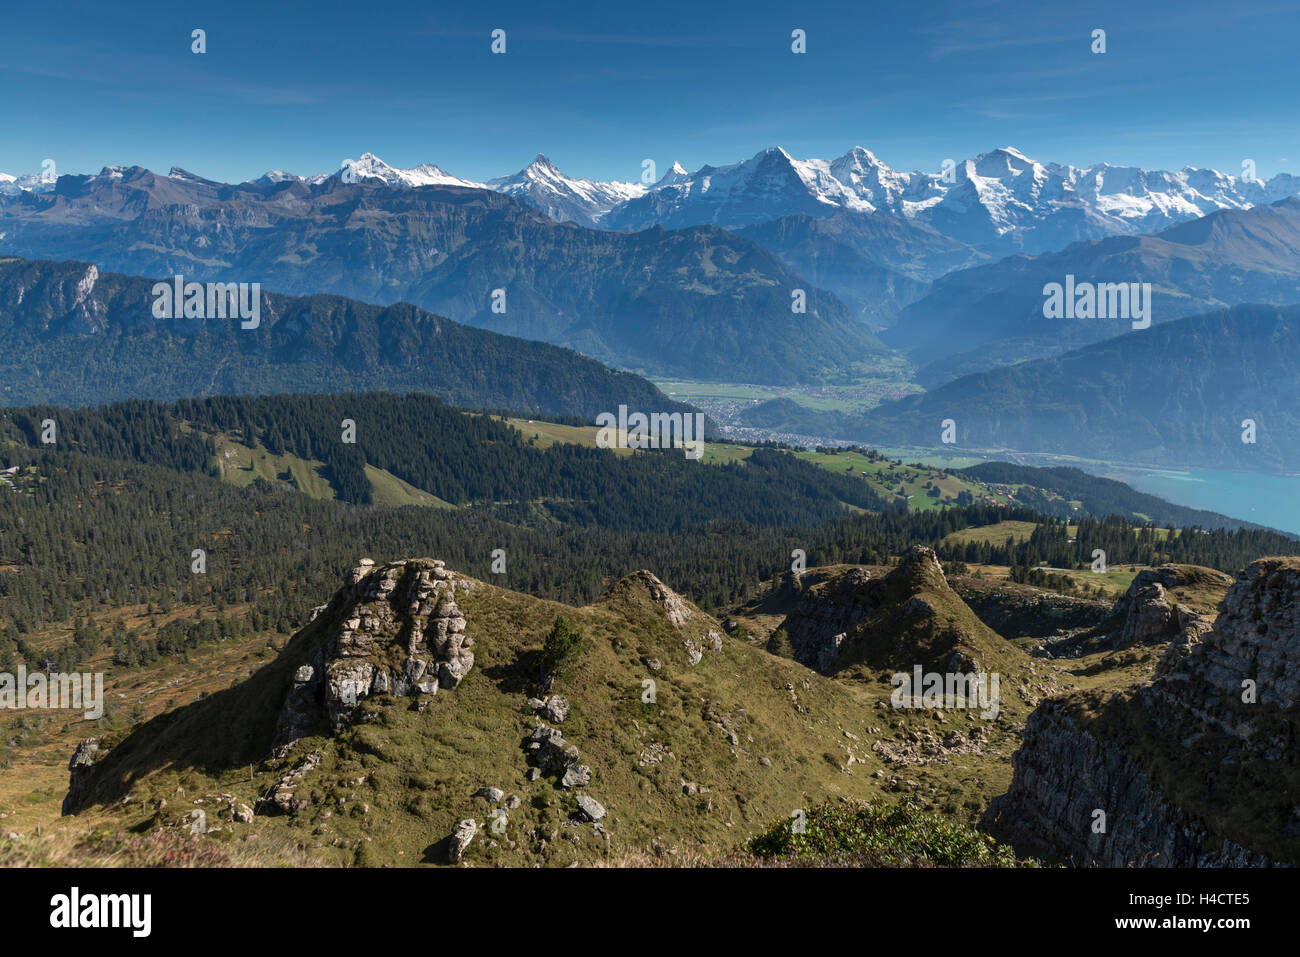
<box><xmin>605</xmin><ymin>145</ymin><xmax>1300</xmax><ymax>253</ymax></box>
<box><xmin>0</xmin><ymin>169</ymin><xmax>56</xmax><ymax>196</ymax></box>
<box><xmin>5</xmin><ymin>146</ymin><xmax>1299</xmax><ymax>254</ymax></box>
<box><xmin>289</xmin><ymin>147</ymin><xmax>1300</xmax><ymax>252</ymax></box>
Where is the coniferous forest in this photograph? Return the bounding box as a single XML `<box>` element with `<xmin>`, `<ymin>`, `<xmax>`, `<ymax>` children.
<box><xmin>3</xmin><ymin>392</ymin><xmax>1296</xmax><ymax>677</ymax></box>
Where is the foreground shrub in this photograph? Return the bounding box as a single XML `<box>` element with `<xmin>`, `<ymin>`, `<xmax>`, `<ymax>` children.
<box><xmin>746</xmin><ymin>799</ymin><xmax>1027</xmax><ymax>867</ymax></box>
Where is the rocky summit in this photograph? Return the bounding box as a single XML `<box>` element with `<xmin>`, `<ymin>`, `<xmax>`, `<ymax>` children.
<box><xmin>774</xmin><ymin>547</ymin><xmax>1053</xmax><ymax>712</ymax></box>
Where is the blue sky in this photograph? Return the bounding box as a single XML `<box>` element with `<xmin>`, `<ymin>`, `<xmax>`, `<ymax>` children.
<box><xmin>1</xmin><ymin>0</ymin><xmax>1296</xmax><ymax>184</ymax></box>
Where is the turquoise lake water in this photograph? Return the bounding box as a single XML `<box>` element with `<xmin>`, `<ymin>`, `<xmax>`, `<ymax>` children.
<box><xmin>870</xmin><ymin>447</ymin><xmax>1300</xmax><ymax>536</ymax></box>
<box><xmin>1100</xmin><ymin>467</ymin><xmax>1300</xmax><ymax>536</ymax></box>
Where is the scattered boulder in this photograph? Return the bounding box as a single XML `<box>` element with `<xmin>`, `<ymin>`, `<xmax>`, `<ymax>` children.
<box><xmin>62</xmin><ymin>738</ymin><xmax>102</xmax><ymax>815</ymax></box>
<box><xmin>448</xmin><ymin>819</ymin><xmax>477</xmax><ymax>863</ymax></box>
<box><xmin>561</xmin><ymin>765</ymin><xmax>591</xmax><ymax>789</ymax></box>
<box><xmin>527</xmin><ymin>725</ymin><xmax>584</xmax><ymax>779</ymax></box>
<box><xmin>541</xmin><ymin>695</ymin><xmax>570</xmax><ymax>723</ymax></box>
<box><xmin>575</xmin><ymin>795</ymin><xmax>606</xmax><ymax>823</ymax></box>
<box><xmin>256</xmin><ymin>751</ymin><xmax>323</xmax><ymax>816</ymax></box>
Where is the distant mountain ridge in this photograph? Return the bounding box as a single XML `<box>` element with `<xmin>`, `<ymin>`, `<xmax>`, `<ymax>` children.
<box><xmin>0</xmin><ymin>256</ymin><xmax>703</xmax><ymax>420</ymax></box>
<box><xmin>606</xmin><ymin>145</ymin><xmax>1300</xmax><ymax>256</ymax></box>
<box><xmin>861</xmin><ymin>303</ymin><xmax>1300</xmax><ymax>473</ymax></box>
<box><xmin>8</xmin><ymin>150</ymin><xmax>1300</xmax><ymax>391</ymax></box>
<box><xmin>885</xmin><ymin>197</ymin><xmax>1300</xmax><ymax>383</ymax></box>
<box><xmin>735</xmin><ymin>210</ymin><xmax>984</xmax><ymax>328</ymax></box>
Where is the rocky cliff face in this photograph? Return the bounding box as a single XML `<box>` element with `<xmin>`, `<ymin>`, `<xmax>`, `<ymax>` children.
<box><xmin>779</xmin><ymin>566</ymin><xmax>874</xmax><ymax>672</ymax></box>
<box><xmin>1111</xmin><ymin>566</ymin><xmax>1230</xmax><ymax>646</ymax></box>
<box><xmin>983</xmin><ymin>557</ymin><xmax>1300</xmax><ymax>866</ymax></box>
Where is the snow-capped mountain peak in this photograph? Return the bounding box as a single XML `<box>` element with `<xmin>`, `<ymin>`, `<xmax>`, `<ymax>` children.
<box><xmin>603</xmin><ymin>145</ymin><xmax>877</xmax><ymax>229</ymax></box>
<box><xmin>654</xmin><ymin>161</ymin><xmax>691</xmax><ymax>189</ymax></box>
<box><xmin>168</xmin><ymin>167</ymin><xmax>220</xmax><ymax>186</ymax></box>
<box><xmin>837</xmin><ymin>145</ymin><xmax>885</xmax><ymax>169</ymax></box>
<box><xmin>993</xmin><ymin>145</ymin><xmax>1033</xmax><ymax>163</ymax></box>
<box><xmin>335</xmin><ymin>153</ymin><xmax>485</xmax><ymax>189</ymax></box>
<box><xmin>255</xmin><ymin>170</ymin><xmax>302</xmax><ymax>184</ymax></box>
<box><xmin>486</xmin><ymin>155</ymin><xmax>646</xmax><ymax>227</ymax></box>
<box><xmin>523</xmin><ymin>154</ymin><xmax>561</xmax><ymax>176</ymax></box>
<box><xmin>250</xmin><ymin>169</ymin><xmax>332</xmax><ymax>187</ymax></box>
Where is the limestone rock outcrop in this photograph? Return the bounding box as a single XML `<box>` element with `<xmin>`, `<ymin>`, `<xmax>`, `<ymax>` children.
<box><xmin>775</xmin><ymin>547</ymin><xmax>1025</xmax><ymax>687</ymax></box>
<box><xmin>953</xmin><ymin>576</ymin><xmax>1111</xmax><ymax>642</ymax></box>
<box><xmin>1113</xmin><ymin>573</ymin><xmax>1218</xmax><ymax>651</ymax></box>
<box><xmin>272</xmin><ymin>558</ymin><xmax>480</xmax><ymax>752</ymax></box>
<box><xmin>256</xmin><ymin>751</ymin><xmax>323</xmax><ymax>816</ymax></box>
<box><xmin>630</xmin><ymin>570</ymin><xmax>696</xmax><ymax>627</ymax></box>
